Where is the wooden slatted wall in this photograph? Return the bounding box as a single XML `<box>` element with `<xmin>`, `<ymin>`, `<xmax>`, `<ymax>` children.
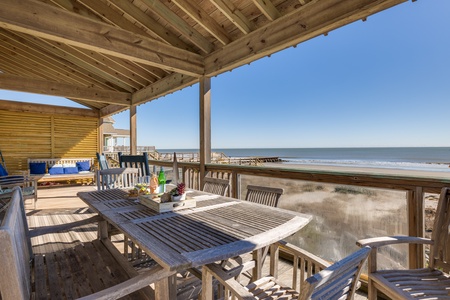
<box><xmin>0</xmin><ymin>110</ymin><xmax>98</xmax><ymax>173</ymax></box>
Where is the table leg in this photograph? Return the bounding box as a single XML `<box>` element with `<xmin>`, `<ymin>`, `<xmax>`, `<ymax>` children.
<box><xmin>98</xmin><ymin>220</ymin><xmax>108</xmax><ymax>239</ymax></box>
<box><xmin>155</xmin><ymin>273</ymin><xmax>177</xmax><ymax>300</ymax></box>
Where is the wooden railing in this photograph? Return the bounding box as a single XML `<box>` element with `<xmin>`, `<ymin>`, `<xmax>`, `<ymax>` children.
<box><xmin>148</xmin><ymin>159</ymin><xmax>450</xmax><ymax>269</ymax></box>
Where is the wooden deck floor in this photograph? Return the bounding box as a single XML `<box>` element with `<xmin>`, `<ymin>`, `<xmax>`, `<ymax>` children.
<box><xmin>27</xmin><ymin>185</ymin><xmax>368</xmax><ymax>300</ymax></box>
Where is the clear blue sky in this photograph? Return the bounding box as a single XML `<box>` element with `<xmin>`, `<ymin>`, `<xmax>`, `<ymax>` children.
<box><xmin>1</xmin><ymin>0</ymin><xmax>449</xmax><ymax>149</ymax></box>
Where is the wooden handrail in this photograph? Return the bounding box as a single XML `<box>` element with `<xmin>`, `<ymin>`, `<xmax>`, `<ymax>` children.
<box><xmin>149</xmin><ymin>158</ymin><xmax>450</xmax><ymax>269</ymax></box>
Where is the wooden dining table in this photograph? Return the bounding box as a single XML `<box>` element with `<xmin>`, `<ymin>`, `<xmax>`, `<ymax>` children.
<box><xmin>78</xmin><ymin>187</ymin><xmax>312</xmax><ymax>299</ymax></box>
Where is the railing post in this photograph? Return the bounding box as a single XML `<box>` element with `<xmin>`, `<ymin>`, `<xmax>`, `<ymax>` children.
<box><xmin>231</xmin><ymin>170</ymin><xmax>239</xmax><ymax>199</ymax></box>
<box><xmin>407</xmin><ymin>187</ymin><xmax>424</xmax><ymax>269</ymax></box>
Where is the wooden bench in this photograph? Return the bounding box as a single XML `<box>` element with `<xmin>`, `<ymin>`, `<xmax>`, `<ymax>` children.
<box><xmin>0</xmin><ymin>187</ymin><xmax>175</xmax><ymax>300</ymax></box>
<box><xmin>27</xmin><ymin>158</ymin><xmax>95</xmax><ymax>185</ymax></box>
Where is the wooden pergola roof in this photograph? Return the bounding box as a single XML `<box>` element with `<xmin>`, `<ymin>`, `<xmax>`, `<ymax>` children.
<box><xmin>0</xmin><ymin>0</ymin><xmax>409</xmax><ymax>117</ymax></box>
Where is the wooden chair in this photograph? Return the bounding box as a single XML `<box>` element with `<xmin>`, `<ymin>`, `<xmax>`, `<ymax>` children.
<box><xmin>96</xmin><ymin>152</ymin><xmax>109</xmax><ymax>170</ymax></box>
<box><xmin>118</xmin><ymin>152</ymin><xmax>151</xmax><ymax>177</ymax></box>
<box><xmin>0</xmin><ymin>187</ymin><xmax>175</xmax><ymax>300</ymax></box>
<box><xmin>0</xmin><ymin>157</ymin><xmax>38</xmax><ymax>209</ymax></box>
<box><xmin>357</xmin><ymin>187</ymin><xmax>450</xmax><ymax>299</ymax></box>
<box><xmin>202</xmin><ymin>242</ymin><xmax>370</xmax><ymax>300</ymax></box>
<box><xmin>202</xmin><ymin>177</ymin><xmax>230</xmax><ymax>196</ymax></box>
<box><xmin>245</xmin><ymin>184</ymin><xmax>284</xmax><ymax>207</ymax></box>
<box><xmin>96</xmin><ymin>167</ymin><xmax>139</xmax><ymax>190</ymax></box>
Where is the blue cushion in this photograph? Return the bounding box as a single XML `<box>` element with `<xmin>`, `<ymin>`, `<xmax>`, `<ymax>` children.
<box><xmin>64</xmin><ymin>167</ymin><xmax>79</xmax><ymax>174</ymax></box>
<box><xmin>76</xmin><ymin>161</ymin><xmax>90</xmax><ymax>172</ymax></box>
<box><xmin>29</xmin><ymin>162</ymin><xmax>46</xmax><ymax>175</ymax></box>
<box><xmin>0</xmin><ymin>164</ymin><xmax>8</xmax><ymax>176</ymax></box>
<box><xmin>49</xmin><ymin>166</ymin><xmax>64</xmax><ymax>175</ymax></box>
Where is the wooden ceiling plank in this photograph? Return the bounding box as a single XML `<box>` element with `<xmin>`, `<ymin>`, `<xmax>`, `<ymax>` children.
<box><xmin>139</xmin><ymin>0</ymin><xmax>214</xmax><ymax>54</ymax></box>
<box><xmin>0</xmin><ymin>99</ymin><xmax>99</xmax><ymax>118</ymax></box>
<box><xmin>76</xmin><ymin>0</ymin><xmax>150</xmax><ymax>37</ymax></box>
<box><xmin>0</xmin><ymin>55</ymin><xmax>40</xmax><ymax>78</ymax></box>
<box><xmin>0</xmin><ymin>51</ymin><xmax>54</xmax><ymax>80</ymax></box>
<box><xmin>172</xmin><ymin>0</ymin><xmax>231</xmax><ymax>45</ymax></box>
<box><xmin>54</xmin><ymin>43</ymin><xmax>142</xmax><ymax>91</ymax></box>
<box><xmin>205</xmin><ymin>0</ymin><xmax>407</xmax><ymax>76</ymax></box>
<box><xmin>251</xmin><ymin>0</ymin><xmax>281</xmax><ymax>21</ymax></box>
<box><xmin>12</xmin><ymin>31</ymin><xmax>126</xmax><ymax>91</ymax></box>
<box><xmin>106</xmin><ymin>0</ymin><xmax>192</xmax><ymax>51</ymax></box>
<box><xmin>0</xmin><ymin>42</ymin><xmax>82</xmax><ymax>86</ymax></box>
<box><xmin>0</xmin><ymin>74</ymin><xmax>132</xmax><ymax>105</ymax></box>
<box><xmin>210</xmin><ymin>0</ymin><xmax>254</xmax><ymax>34</ymax></box>
<box><xmin>132</xmin><ymin>73</ymin><xmax>198</xmax><ymax>105</ymax></box>
<box><xmin>0</xmin><ymin>30</ymin><xmax>98</xmax><ymax>87</ymax></box>
<box><xmin>0</xmin><ymin>0</ymin><xmax>204</xmax><ymax>76</ymax></box>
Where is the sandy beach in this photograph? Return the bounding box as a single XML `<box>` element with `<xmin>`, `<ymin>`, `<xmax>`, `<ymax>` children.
<box><xmin>240</xmin><ymin>162</ymin><xmax>444</xmax><ymax>267</ymax></box>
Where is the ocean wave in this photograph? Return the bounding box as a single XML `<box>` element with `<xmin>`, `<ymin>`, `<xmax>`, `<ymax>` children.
<box><xmin>282</xmin><ymin>158</ymin><xmax>450</xmax><ymax>172</ymax></box>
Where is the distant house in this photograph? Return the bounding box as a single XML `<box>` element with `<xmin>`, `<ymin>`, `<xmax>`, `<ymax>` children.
<box><xmin>102</xmin><ymin>117</ymin><xmax>130</xmax><ymax>153</ymax></box>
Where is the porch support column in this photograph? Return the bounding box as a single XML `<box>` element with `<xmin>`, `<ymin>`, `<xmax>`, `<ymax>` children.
<box><xmin>199</xmin><ymin>77</ymin><xmax>211</xmax><ymax>188</ymax></box>
<box><xmin>130</xmin><ymin>106</ymin><xmax>137</xmax><ymax>155</ymax></box>
<box><xmin>98</xmin><ymin>118</ymin><xmax>105</xmax><ymax>154</ymax></box>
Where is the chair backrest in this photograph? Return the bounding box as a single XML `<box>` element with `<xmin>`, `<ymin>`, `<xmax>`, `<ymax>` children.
<box><xmin>430</xmin><ymin>187</ymin><xmax>450</xmax><ymax>272</ymax></box>
<box><xmin>244</xmin><ymin>185</ymin><xmax>283</xmax><ymax>207</ymax></box>
<box><xmin>96</xmin><ymin>168</ymin><xmax>140</xmax><ymax>190</ymax></box>
<box><xmin>0</xmin><ymin>187</ymin><xmax>33</xmax><ymax>300</ymax></box>
<box><xmin>96</xmin><ymin>152</ymin><xmax>109</xmax><ymax>170</ymax></box>
<box><xmin>299</xmin><ymin>246</ymin><xmax>371</xmax><ymax>300</ymax></box>
<box><xmin>118</xmin><ymin>152</ymin><xmax>150</xmax><ymax>177</ymax></box>
<box><xmin>202</xmin><ymin>177</ymin><xmax>230</xmax><ymax>196</ymax></box>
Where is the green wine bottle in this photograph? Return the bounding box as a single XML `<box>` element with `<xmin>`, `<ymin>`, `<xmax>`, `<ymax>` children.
<box><xmin>158</xmin><ymin>167</ymin><xmax>166</xmax><ymax>193</ymax></box>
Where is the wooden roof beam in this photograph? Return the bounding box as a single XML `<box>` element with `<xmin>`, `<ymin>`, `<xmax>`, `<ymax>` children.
<box><xmin>205</xmin><ymin>0</ymin><xmax>407</xmax><ymax>76</ymax></box>
<box><xmin>210</xmin><ymin>0</ymin><xmax>254</xmax><ymax>34</ymax></box>
<box><xmin>0</xmin><ymin>0</ymin><xmax>204</xmax><ymax>77</ymax></box>
<box><xmin>172</xmin><ymin>0</ymin><xmax>231</xmax><ymax>45</ymax></box>
<box><xmin>132</xmin><ymin>73</ymin><xmax>198</xmax><ymax>106</ymax></box>
<box><xmin>251</xmin><ymin>0</ymin><xmax>281</xmax><ymax>21</ymax></box>
<box><xmin>0</xmin><ymin>74</ymin><xmax>131</xmax><ymax>106</ymax></box>
<box><xmin>0</xmin><ymin>99</ymin><xmax>99</xmax><ymax>118</ymax></box>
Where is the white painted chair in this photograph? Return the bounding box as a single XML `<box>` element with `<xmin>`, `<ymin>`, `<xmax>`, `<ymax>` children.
<box><xmin>96</xmin><ymin>167</ymin><xmax>139</xmax><ymax>190</ymax></box>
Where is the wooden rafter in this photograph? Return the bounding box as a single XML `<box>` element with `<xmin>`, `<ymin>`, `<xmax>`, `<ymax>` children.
<box><xmin>0</xmin><ymin>74</ymin><xmax>131</xmax><ymax>105</ymax></box>
<box><xmin>106</xmin><ymin>0</ymin><xmax>192</xmax><ymax>51</ymax></box>
<box><xmin>251</xmin><ymin>0</ymin><xmax>281</xmax><ymax>21</ymax></box>
<box><xmin>210</xmin><ymin>0</ymin><xmax>254</xmax><ymax>34</ymax></box>
<box><xmin>139</xmin><ymin>0</ymin><xmax>215</xmax><ymax>54</ymax></box>
<box><xmin>0</xmin><ymin>0</ymin><xmax>204</xmax><ymax>76</ymax></box>
<box><xmin>172</xmin><ymin>0</ymin><xmax>231</xmax><ymax>45</ymax></box>
<box><xmin>205</xmin><ymin>0</ymin><xmax>407</xmax><ymax>76</ymax></box>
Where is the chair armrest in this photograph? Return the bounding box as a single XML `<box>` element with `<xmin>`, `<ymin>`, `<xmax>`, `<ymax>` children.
<box><xmin>357</xmin><ymin>236</ymin><xmax>433</xmax><ymax>248</ymax></box>
<box><xmin>277</xmin><ymin>240</ymin><xmax>331</xmax><ymax>269</ymax></box>
<box><xmin>77</xmin><ymin>265</ymin><xmax>176</xmax><ymax>300</ymax></box>
<box><xmin>204</xmin><ymin>263</ymin><xmax>256</xmax><ymax>299</ymax></box>
<box><xmin>29</xmin><ymin>215</ymin><xmax>103</xmax><ymax>237</ymax></box>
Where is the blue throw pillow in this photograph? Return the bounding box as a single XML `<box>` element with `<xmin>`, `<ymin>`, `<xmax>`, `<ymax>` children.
<box><xmin>29</xmin><ymin>162</ymin><xmax>46</xmax><ymax>175</ymax></box>
<box><xmin>49</xmin><ymin>165</ymin><xmax>64</xmax><ymax>175</ymax></box>
<box><xmin>76</xmin><ymin>161</ymin><xmax>90</xmax><ymax>172</ymax></box>
<box><xmin>64</xmin><ymin>167</ymin><xmax>79</xmax><ymax>174</ymax></box>
<box><xmin>0</xmin><ymin>164</ymin><xmax>7</xmax><ymax>176</ymax></box>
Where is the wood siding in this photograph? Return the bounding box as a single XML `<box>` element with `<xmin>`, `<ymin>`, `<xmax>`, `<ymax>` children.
<box><xmin>0</xmin><ymin>110</ymin><xmax>98</xmax><ymax>173</ymax></box>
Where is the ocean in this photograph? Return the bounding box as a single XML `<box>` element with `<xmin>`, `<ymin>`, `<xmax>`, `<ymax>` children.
<box><xmin>160</xmin><ymin>147</ymin><xmax>450</xmax><ymax>172</ymax></box>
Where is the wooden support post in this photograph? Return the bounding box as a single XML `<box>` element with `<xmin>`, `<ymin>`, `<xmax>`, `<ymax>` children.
<box><xmin>407</xmin><ymin>187</ymin><xmax>424</xmax><ymax>269</ymax></box>
<box><xmin>130</xmin><ymin>106</ymin><xmax>137</xmax><ymax>155</ymax></box>
<box><xmin>199</xmin><ymin>77</ymin><xmax>211</xmax><ymax>188</ymax></box>
<box><xmin>231</xmin><ymin>170</ymin><xmax>239</xmax><ymax>199</ymax></box>
<box><xmin>270</xmin><ymin>243</ymin><xmax>279</xmax><ymax>278</ymax></box>
<box><xmin>201</xmin><ymin>266</ymin><xmax>214</xmax><ymax>300</ymax></box>
<box><xmin>252</xmin><ymin>248</ymin><xmax>263</xmax><ymax>281</ymax></box>
<box><xmin>155</xmin><ymin>274</ymin><xmax>177</xmax><ymax>300</ymax></box>
<box><xmin>98</xmin><ymin>118</ymin><xmax>105</xmax><ymax>154</ymax></box>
